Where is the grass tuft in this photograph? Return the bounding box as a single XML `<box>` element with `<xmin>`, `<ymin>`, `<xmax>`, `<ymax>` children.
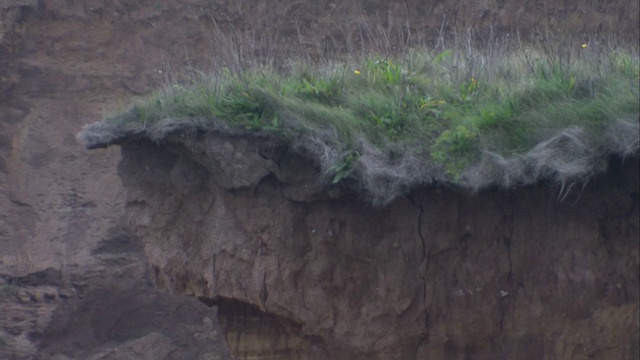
<box><xmin>79</xmin><ymin>32</ymin><xmax>639</xmax><ymax>205</ymax></box>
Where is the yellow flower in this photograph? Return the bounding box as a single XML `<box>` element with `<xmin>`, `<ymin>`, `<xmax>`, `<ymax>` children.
<box><xmin>354</xmin><ymin>70</ymin><xmax>361</xmax><ymax>75</ymax></box>
<box><xmin>581</xmin><ymin>43</ymin><xmax>588</xmax><ymax>49</ymax></box>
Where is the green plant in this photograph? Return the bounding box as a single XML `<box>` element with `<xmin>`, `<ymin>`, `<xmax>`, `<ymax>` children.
<box><xmin>431</xmin><ymin>125</ymin><xmax>479</xmax><ymax>176</ymax></box>
<box><xmin>331</xmin><ymin>151</ymin><xmax>360</xmax><ymax>183</ymax></box>
<box><xmin>80</xmin><ymin>30</ymin><xmax>640</xmax><ymax>205</ymax></box>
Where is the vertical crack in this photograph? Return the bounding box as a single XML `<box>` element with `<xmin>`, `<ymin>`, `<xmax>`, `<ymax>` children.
<box><xmin>505</xmin><ymin>237</ymin><xmax>513</xmax><ymax>283</ymax></box>
<box><xmin>499</xmin><ymin>240</ymin><xmax>511</xmax><ymax>332</ymax></box>
<box><xmin>408</xmin><ymin>195</ymin><xmax>429</xmax><ymax>331</ymax></box>
<box><xmin>408</xmin><ymin>195</ymin><xmax>427</xmax><ymax>259</ymax></box>
<box><xmin>507</xmin><ymin>197</ymin><xmax>515</xmax><ymax>282</ymax></box>
<box><xmin>260</xmin><ymin>270</ymin><xmax>268</xmax><ymax>305</ymax></box>
<box><xmin>499</xmin><ymin>196</ymin><xmax>516</xmax><ymax>332</ymax></box>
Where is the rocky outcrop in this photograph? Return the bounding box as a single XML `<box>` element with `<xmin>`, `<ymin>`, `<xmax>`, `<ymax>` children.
<box><xmin>115</xmin><ymin>133</ymin><xmax>638</xmax><ymax>359</ymax></box>
<box><xmin>0</xmin><ymin>235</ymin><xmax>232</xmax><ymax>360</ymax></box>
<box><xmin>34</xmin><ymin>279</ymin><xmax>232</xmax><ymax>360</ymax></box>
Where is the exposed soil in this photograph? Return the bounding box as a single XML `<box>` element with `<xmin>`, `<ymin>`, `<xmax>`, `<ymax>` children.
<box><xmin>116</xmin><ymin>135</ymin><xmax>638</xmax><ymax>359</ymax></box>
<box><xmin>1</xmin><ymin>0</ymin><xmax>638</xmax><ymax>359</ymax></box>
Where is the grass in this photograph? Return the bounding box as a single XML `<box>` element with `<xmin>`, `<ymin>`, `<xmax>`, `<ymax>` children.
<box><xmin>79</xmin><ymin>31</ymin><xmax>639</xmax><ymax>205</ymax></box>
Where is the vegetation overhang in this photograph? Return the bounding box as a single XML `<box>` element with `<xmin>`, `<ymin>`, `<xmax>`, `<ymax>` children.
<box><xmin>79</xmin><ymin>38</ymin><xmax>639</xmax><ymax>205</ymax></box>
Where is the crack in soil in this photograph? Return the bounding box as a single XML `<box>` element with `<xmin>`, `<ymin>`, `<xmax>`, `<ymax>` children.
<box><xmin>408</xmin><ymin>194</ymin><xmax>429</xmax><ymax>331</ymax></box>
<box><xmin>499</xmin><ymin>197</ymin><xmax>516</xmax><ymax>332</ymax></box>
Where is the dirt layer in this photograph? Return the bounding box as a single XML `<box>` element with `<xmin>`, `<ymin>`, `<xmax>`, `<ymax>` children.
<box><xmin>1</xmin><ymin>1</ymin><xmax>638</xmax><ymax>359</ymax></box>
<box><xmin>116</xmin><ymin>135</ymin><xmax>638</xmax><ymax>359</ymax></box>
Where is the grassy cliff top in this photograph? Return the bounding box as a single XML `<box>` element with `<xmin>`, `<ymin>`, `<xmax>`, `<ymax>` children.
<box><xmin>79</xmin><ymin>36</ymin><xmax>639</xmax><ymax>205</ymax></box>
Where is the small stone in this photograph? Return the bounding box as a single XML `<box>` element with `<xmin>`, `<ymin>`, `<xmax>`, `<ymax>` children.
<box><xmin>16</xmin><ymin>289</ymin><xmax>31</xmax><ymax>303</ymax></box>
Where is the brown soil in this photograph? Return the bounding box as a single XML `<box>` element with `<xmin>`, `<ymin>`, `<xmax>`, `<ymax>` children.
<box><xmin>114</xmin><ymin>135</ymin><xmax>638</xmax><ymax>359</ymax></box>
<box><xmin>1</xmin><ymin>1</ymin><xmax>638</xmax><ymax>359</ymax></box>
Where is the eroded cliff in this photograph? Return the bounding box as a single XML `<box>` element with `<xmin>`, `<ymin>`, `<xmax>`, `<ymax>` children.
<box><xmin>115</xmin><ymin>133</ymin><xmax>638</xmax><ymax>359</ymax></box>
<box><xmin>1</xmin><ymin>0</ymin><xmax>638</xmax><ymax>358</ymax></box>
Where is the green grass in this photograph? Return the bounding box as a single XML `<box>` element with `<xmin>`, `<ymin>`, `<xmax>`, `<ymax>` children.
<box><xmin>80</xmin><ymin>35</ymin><xmax>639</xmax><ymax>205</ymax></box>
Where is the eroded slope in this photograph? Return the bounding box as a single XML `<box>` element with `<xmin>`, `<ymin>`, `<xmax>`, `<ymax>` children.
<box><xmin>114</xmin><ymin>133</ymin><xmax>639</xmax><ymax>359</ymax></box>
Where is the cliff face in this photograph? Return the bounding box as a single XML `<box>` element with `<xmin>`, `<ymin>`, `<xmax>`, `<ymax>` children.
<box><xmin>117</xmin><ymin>134</ymin><xmax>639</xmax><ymax>359</ymax></box>
<box><xmin>0</xmin><ymin>1</ymin><xmax>232</xmax><ymax>358</ymax></box>
<box><xmin>1</xmin><ymin>0</ymin><xmax>638</xmax><ymax>359</ymax></box>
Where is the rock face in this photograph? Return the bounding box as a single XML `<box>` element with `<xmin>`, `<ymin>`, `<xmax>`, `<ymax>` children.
<box><xmin>117</xmin><ymin>135</ymin><xmax>639</xmax><ymax>359</ymax></box>
<box><xmin>1</xmin><ymin>0</ymin><xmax>638</xmax><ymax>359</ymax></box>
<box><xmin>0</xmin><ymin>234</ymin><xmax>232</xmax><ymax>360</ymax></box>
<box><xmin>35</xmin><ymin>278</ymin><xmax>232</xmax><ymax>360</ymax></box>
